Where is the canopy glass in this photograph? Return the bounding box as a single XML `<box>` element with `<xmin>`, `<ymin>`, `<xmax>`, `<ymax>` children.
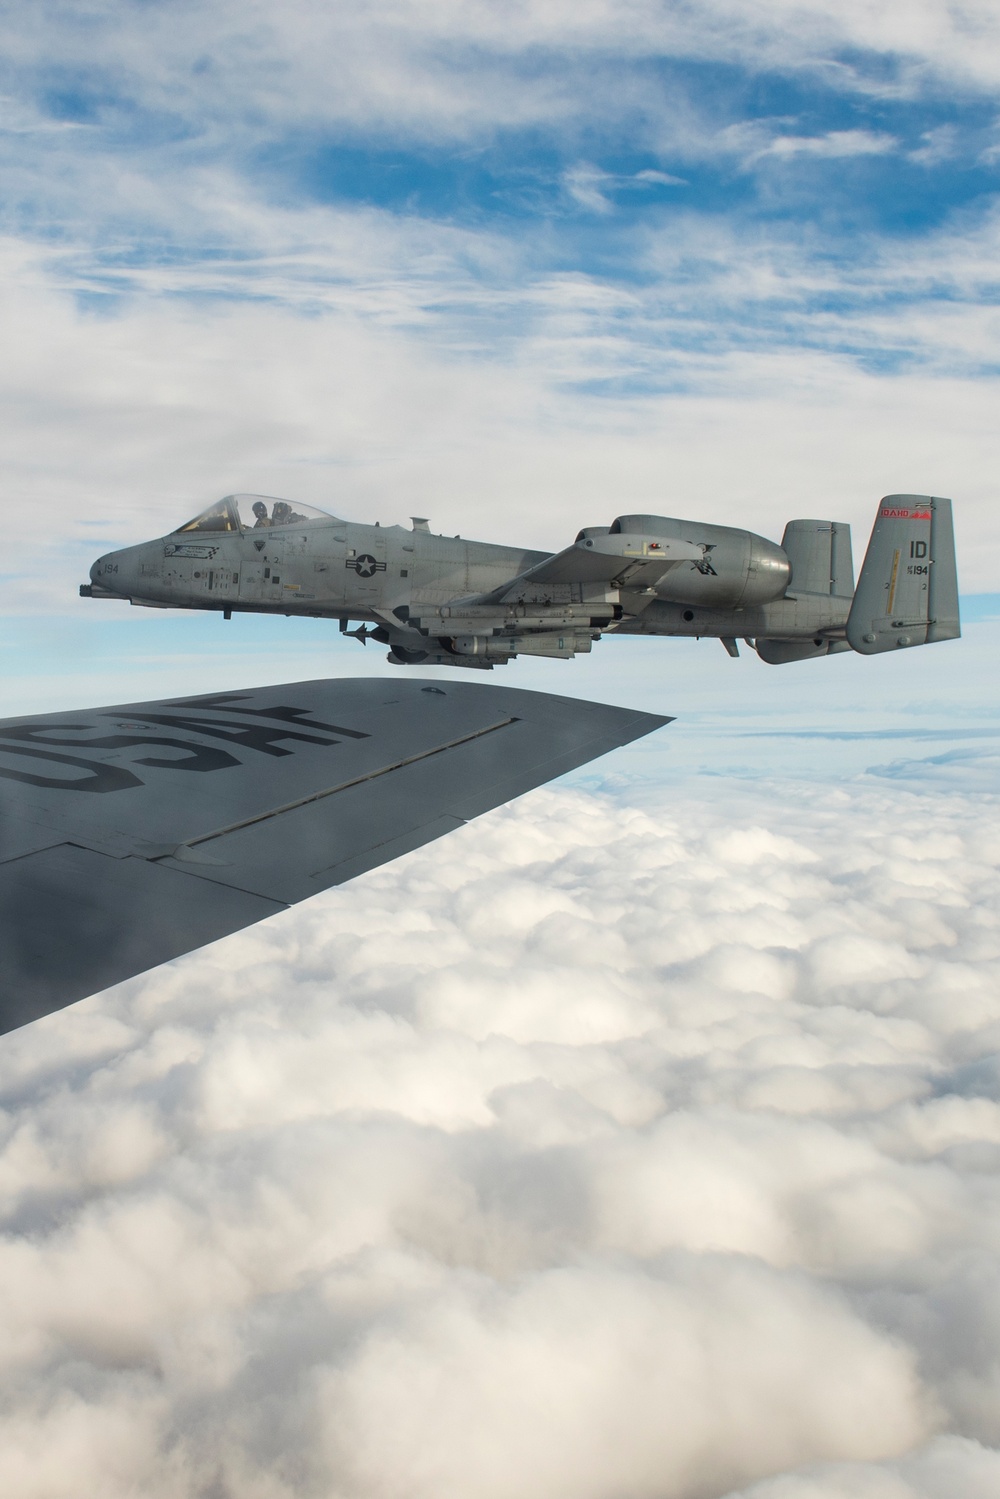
<box><xmin>174</xmin><ymin>494</ymin><xmax>341</xmax><ymax>534</ymax></box>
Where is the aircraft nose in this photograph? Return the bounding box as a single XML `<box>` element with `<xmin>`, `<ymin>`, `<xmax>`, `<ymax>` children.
<box><xmin>87</xmin><ymin>545</ymin><xmax>142</xmax><ymax>597</ymax></box>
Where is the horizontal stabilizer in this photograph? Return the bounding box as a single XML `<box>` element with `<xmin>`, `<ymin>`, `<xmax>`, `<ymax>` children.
<box><xmin>0</xmin><ymin>679</ymin><xmax>669</xmax><ymax>1034</ymax></box>
<box><xmin>756</xmin><ymin>639</ymin><xmax>830</xmax><ymax>665</ymax></box>
<box><xmin>781</xmin><ymin>519</ymin><xmax>854</xmax><ymax>597</ymax></box>
<box><xmin>847</xmin><ymin>495</ymin><xmax>960</xmax><ymax>655</ymax></box>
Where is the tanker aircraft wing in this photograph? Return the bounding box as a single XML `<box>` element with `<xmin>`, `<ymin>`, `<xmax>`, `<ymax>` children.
<box><xmin>0</xmin><ymin>677</ymin><xmax>668</xmax><ymax>1034</ymax></box>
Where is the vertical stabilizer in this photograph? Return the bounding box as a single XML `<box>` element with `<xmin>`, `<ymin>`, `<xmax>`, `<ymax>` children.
<box><xmin>846</xmin><ymin>495</ymin><xmax>960</xmax><ymax>655</ymax></box>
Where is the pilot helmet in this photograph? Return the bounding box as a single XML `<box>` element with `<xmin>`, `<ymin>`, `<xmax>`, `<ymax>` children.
<box><xmin>252</xmin><ymin>501</ymin><xmax>268</xmax><ymax>519</ymax></box>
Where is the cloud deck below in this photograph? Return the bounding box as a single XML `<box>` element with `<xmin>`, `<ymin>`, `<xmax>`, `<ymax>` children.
<box><xmin>0</xmin><ymin>766</ymin><xmax>998</xmax><ymax>1497</ymax></box>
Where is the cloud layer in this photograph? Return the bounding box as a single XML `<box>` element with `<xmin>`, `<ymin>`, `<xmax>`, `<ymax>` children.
<box><xmin>1</xmin><ymin>765</ymin><xmax>998</xmax><ymax>1496</ymax></box>
<box><xmin>6</xmin><ymin>0</ymin><xmax>1000</xmax><ymax>151</ymax></box>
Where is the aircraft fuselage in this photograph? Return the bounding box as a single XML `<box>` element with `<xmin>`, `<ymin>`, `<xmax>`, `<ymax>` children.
<box><xmin>83</xmin><ymin>492</ymin><xmax>960</xmax><ymax>668</ymax></box>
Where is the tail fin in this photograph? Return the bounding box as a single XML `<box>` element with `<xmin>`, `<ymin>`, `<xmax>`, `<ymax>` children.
<box><xmin>847</xmin><ymin>495</ymin><xmax>960</xmax><ymax>655</ymax></box>
<box><xmin>781</xmin><ymin>519</ymin><xmax>854</xmax><ymax>597</ymax></box>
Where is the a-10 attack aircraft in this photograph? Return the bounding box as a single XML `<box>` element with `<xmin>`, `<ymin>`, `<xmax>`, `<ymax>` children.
<box><xmin>82</xmin><ymin>492</ymin><xmax>960</xmax><ymax>667</ymax></box>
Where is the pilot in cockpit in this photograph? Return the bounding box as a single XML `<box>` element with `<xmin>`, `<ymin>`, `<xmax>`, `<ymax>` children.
<box><xmin>272</xmin><ymin>501</ymin><xmax>307</xmax><ymax>525</ymax></box>
<box><xmin>251</xmin><ymin>501</ymin><xmax>271</xmax><ymax>528</ymax></box>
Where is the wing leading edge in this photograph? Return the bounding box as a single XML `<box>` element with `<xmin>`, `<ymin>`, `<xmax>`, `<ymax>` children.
<box><xmin>0</xmin><ymin>678</ymin><xmax>669</xmax><ymax>1034</ymax></box>
<box><xmin>473</xmin><ymin>532</ymin><xmax>705</xmax><ymax>602</ymax></box>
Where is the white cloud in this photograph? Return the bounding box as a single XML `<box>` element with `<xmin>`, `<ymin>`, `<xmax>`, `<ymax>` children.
<box><xmin>719</xmin><ymin>119</ymin><xmax>905</xmax><ymax>165</ymax></box>
<box><xmin>723</xmin><ymin>1434</ymin><xmax>1000</xmax><ymax>1497</ymax></box>
<box><xmin>563</xmin><ymin>163</ymin><xmax>687</xmax><ymax>212</ymax></box>
<box><xmin>909</xmin><ymin>126</ymin><xmax>959</xmax><ymax>166</ymax></box>
<box><xmin>634</xmin><ymin>168</ymin><xmax>687</xmax><ymax>185</ymax></box>
<box><xmin>4</xmin><ymin>1</ymin><xmax>1000</xmax><ymax>156</ymax></box>
<box><xmin>563</xmin><ymin>163</ymin><xmax>618</xmax><ymax>213</ymax></box>
<box><xmin>759</xmin><ymin>128</ymin><xmax>899</xmax><ymax>160</ymax></box>
<box><xmin>0</xmin><ymin>770</ymin><xmax>998</xmax><ymax>1494</ymax></box>
<box><xmin>316</xmin><ymin>1260</ymin><xmax>926</xmax><ymax>1499</ymax></box>
<box><xmin>0</xmin><ymin>93</ymin><xmax>90</xmax><ymax>136</ymax></box>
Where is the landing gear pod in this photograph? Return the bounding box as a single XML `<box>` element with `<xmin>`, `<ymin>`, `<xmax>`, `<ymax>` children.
<box><xmin>847</xmin><ymin>496</ymin><xmax>960</xmax><ymax>654</ymax></box>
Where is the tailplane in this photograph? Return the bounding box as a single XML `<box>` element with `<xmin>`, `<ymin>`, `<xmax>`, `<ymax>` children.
<box><xmin>755</xmin><ymin>518</ymin><xmax>854</xmax><ymax>664</ymax></box>
<box><xmin>846</xmin><ymin>495</ymin><xmax>960</xmax><ymax>655</ymax></box>
<box><xmin>781</xmin><ymin>518</ymin><xmax>854</xmax><ymax>598</ymax></box>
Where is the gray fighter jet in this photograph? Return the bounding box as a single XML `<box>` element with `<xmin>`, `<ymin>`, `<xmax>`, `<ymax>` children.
<box><xmin>0</xmin><ymin>677</ymin><xmax>667</xmax><ymax>1034</ymax></box>
<box><xmin>82</xmin><ymin>493</ymin><xmax>960</xmax><ymax>666</ymax></box>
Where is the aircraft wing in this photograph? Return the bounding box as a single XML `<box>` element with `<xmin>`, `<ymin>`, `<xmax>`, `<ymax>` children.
<box><xmin>475</xmin><ymin>533</ymin><xmax>705</xmax><ymax>603</ymax></box>
<box><xmin>0</xmin><ymin>677</ymin><xmax>668</xmax><ymax>1034</ymax></box>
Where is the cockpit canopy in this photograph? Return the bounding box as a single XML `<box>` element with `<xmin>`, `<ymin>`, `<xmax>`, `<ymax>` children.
<box><xmin>174</xmin><ymin>494</ymin><xmax>342</xmax><ymax>534</ymax></box>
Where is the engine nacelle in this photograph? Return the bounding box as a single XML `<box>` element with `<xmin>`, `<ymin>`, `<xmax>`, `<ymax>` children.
<box><xmin>610</xmin><ymin>515</ymin><xmax>791</xmax><ymax>609</ymax></box>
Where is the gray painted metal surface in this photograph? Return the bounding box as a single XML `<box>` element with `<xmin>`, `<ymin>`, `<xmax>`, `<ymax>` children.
<box><xmin>847</xmin><ymin>496</ymin><xmax>961</xmax><ymax>654</ymax></box>
<box><xmin>780</xmin><ymin>520</ymin><xmax>854</xmax><ymax>599</ymax></box>
<box><xmin>0</xmin><ymin>678</ymin><xmax>669</xmax><ymax>1034</ymax></box>
<box><xmin>82</xmin><ymin>492</ymin><xmax>961</xmax><ymax>671</ymax></box>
